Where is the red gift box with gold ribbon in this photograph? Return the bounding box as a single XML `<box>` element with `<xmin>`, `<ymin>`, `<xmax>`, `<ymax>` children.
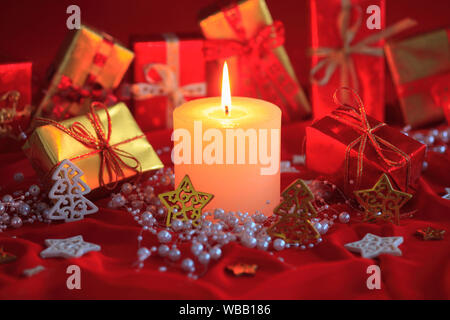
<box><xmin>0</xmin><ymin>62</ymin><xmax>32</xmax><ymax>152</ymax></box>
<box><xmin>310</xmin><ymin>0</ymin><xmax>416</xmax><ymax>122</ymax></box>
<box><xmin>305</xmin><ymin>88</ymin><xmax>426</xmax><ymax>198</ymax></box>
<box><xmin>132</xmin><ymin>34</ymin><xmax>207</xmax><ymax>131</ymax></box>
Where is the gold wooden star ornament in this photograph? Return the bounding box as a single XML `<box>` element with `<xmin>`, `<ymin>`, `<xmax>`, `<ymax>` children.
<box><xmin>226</xmin><ymin>263</ymin><xmax>258</xmax><ymax>276</ymax></box>
<box><xmin>0</xmin><ymin>247</ymin><xmax>16</xmax><ymax>264</ymax></box>
<box><xmin>416</xmin><ymin>227</ymin><xmax>445</xmax><ymax>240</ymax></box>
<box><xmin>159</xmin><ymin>175</ymin><xmax>214</xmax><ymax>227</ymax></box>
<box><xmin>354</xmin><ymin>174</ymin><xmax>412</xmax><ymax>225</ymax></box>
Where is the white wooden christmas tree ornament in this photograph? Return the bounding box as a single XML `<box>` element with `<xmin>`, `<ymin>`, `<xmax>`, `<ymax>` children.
<box><xmin>47</xmin><ymin>159</ymin><xmax>98</xmax><ymax>222</ymax></box>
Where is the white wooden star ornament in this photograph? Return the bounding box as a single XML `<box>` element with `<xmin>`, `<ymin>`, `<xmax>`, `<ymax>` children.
<box><xmin>443</xmin><ymin>188</ymin><xmax>450</xmax><ymax>200</ymax></box>
<box><xmin>47</xmin><ymin>159</ymin><xmax>98</xmax><ymax>222</ymax></box>
<box><xmin>40</xmin><ymin>235</ymin><xmax>101</xmax><ymax>259</ymax></box>
<box><xmin>344</xmin><ymin>233</ymin><xmax>404</xmax><ymax>259</ymax></box>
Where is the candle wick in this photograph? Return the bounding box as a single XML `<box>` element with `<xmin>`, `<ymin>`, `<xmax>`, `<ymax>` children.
<box><xmin>225</xmin><ymin>105</ymin><xmax>229</xmax><ymax>116</ymax></box>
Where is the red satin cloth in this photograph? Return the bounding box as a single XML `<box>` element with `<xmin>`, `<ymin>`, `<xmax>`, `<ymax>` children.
<box><xmin>0</xmin><ymin>122</ymin><xmax>449</xmax><ymax>300</ymax></box>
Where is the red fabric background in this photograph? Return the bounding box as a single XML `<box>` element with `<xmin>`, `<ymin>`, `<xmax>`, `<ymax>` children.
<box><xmin>0</xmin><ymin>123</ymin><xmax>449</xmax><ymax>300</ymax></box>
<box><xmin>0</xmin><ymin>0</ymin><xmax>449</xmax><ymax>300</ymax></box>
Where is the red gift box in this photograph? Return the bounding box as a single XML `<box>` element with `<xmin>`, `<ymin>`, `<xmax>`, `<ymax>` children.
<box><xmin>0</xmin><ymin>62</ymin><xmax>32</xmax><ymax>152</ymax></box>
<box><xmin>431</xmin><ymin>73</ymin><xmax>450</xmax><ymax>124</ymax></box>
<box><xmin>133</xmin><ymin>34</ymin><xmax>207</xmax><ymax>131</ymax></box>
<box><xmin>305</xmin><ymin>89</ymin><xmax>426</xmax><ymax>198</ymax></box>
<box><xmin>310</xmin><ymin>0</ymin><xmax>416</xmax><ymax>122</ymax></box>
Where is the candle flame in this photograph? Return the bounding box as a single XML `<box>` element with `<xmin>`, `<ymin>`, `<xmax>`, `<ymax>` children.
<box><xmin>221</xmin><ymin>62</ymin><xmax>231</xmax><ymax>115</ymax></box>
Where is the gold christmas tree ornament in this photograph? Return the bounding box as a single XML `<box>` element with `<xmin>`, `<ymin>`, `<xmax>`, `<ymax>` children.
<box><xmin>159</xmin><ymin>175</ymin><xmax>214</xmax><ymax>227</ymax></box>
<box><xmin>354</xmin><ymin>174</ymin><xmax>412</xmax><ymax>225</ymax></box>
<box><xmin>268</xmin><ymin>179</ymin><xmax>320</xmax><ymax>244</ymax></box>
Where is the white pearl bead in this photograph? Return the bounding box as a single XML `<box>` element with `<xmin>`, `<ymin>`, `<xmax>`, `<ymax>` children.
<box><xmin>137</xmin><ymin>247</ymin><xmax>151</xmax><ymax>261</ymax></box>
<box><xmin>318</xmin><ymin>220</ymin><xmax>329</xmax><ymax>235</ymax></box>
<box><xmin>2</xmin><ymin>195</ymin><xmax>13</xmax><ymax>203</ymax></box>
<box><xmin>257</xmin><ymin>239</ymin><xmax>269</xmax><ymax>251</ymax></box>
<box><xmin>241</xmin><ymin>235</ymin><xmax>257</xmax><ymax>248</ymax></box>
<box><xmin>198</xmin><ymin>252</ymin><xmax>210</xmax><ymax>265</ymax></box>
<box><xmin>157</xmin><ymin>230</ymin><xmax>172</xmax><ymax>243</ymax></box>
<box><xmin>10</xmin><ymin>216</ymin><xmax>22</xmax><ymax>228</ymax></box>
<box><xmin>17</xmin><ymin>202</ymin><xmax>30</xmax><ymax>216</ymax></box>
<box><xmin>181</xmin><ymin>258</ymin><xmax>195</xmax><ymax>272</ymax></box>
<box><xmin>171</xmin><ymin>219</ymin><xmax>184</xmax><ymax>232</ymax></box>
<box><xmin>28</xmin><ymin>185</ymin><xmax>40</xmax><ymax>196</ymax></box>
<box><xmin>14</xmin><ymin>172</ymin><xmax>24</xmax><ymax>182</ymax></box>
<box><xmin>121</xmin><ymin>183</ymin><xmax>133</xmax><ymax>194</ymax></box>
<box><xmin>313</xmin><ymin>222</ymin><xmax>323</xmax><ymax>234</ymax></box>
<box><xmin>168</xmin><ymin>248</ymin><xmax>181</xmax><ymax>261</ymax></box>
<box><xmin>339</xmin><ymin>212</ymin><xmax>350</xmax><ymax>223</ymax></box>
<box><xmin>158</xmin><ymin>244</ymin><xmax>170</xmax><ymax>257</ymax></box>
<box><xmin>273</xmin><ymin>238</ymin><xmax>286</xmax><ymax>251</ymax></box>
<box><xmin>191</xmin><ymin>242</ymin><xmax>203</xmax><ymax>256</ymax></box>
<box><xmin>209</xmin><ymin>246</ymin><xmax>222</xmax><ymax>260</ymax></box>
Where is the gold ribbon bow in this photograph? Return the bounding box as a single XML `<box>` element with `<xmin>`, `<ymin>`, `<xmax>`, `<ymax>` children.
<box><xmin>330</xmin><ymin>87</ymin><xmax>412</xmax><ymax>191</ymax></box>
<box><xmin>310</xmin><ymin>0</ymin><xmax>417</xmax><ymax>90</ymax></box>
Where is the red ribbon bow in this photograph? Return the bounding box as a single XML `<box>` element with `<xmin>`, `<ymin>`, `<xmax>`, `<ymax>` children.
<box><xmin>330</xmin><ymin>87</ymin><xmax>411</xmax><ymax>191</ymax></box>
<box><xmin>37</xmin><ymin>102</ymin><xmax>142</xmax><ymax>190</ymax></box>
<box><xmin>203</xmin><ymin>13</ymin><xmax>301</xmax><ymax>121</ymax></box>
<box><xmin>51</xmin><ymin>75</ymin><xmax>117</xmax><ymax>119</ymax></box>
<box><xmin>203</xmin><ymin>21</ymin><xmax>285</xmax><ymax>61</ymax></box>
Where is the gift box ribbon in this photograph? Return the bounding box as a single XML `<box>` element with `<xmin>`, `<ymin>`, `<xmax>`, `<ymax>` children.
<box><xmin>51</xmin><ymin>75</ymin><xmax>118</xmax><ymax>119</ymax></box>
<box><xmin>203</xmin><ymin>3</ymin><xmax>301</xmax><ymax>121</ymax></box>
<box><xmin>132</xmin><ymin>34</ymin><xmax>207</xmax><ymax>128</ymax></box>
<box><xmin>330</xmin><ymin>87</ymin><xmax>412</xmax><ymax>191</ymax></box>
<box><xmin>36</xmin><ymin>102</ymin><xmax>143</xmax><ymax>190</ymax></box>
<box><xmin>0</xmin><ymin>90</ymin><xmax>32</xmax><ymax>138</ymax></box>
<box><xmin>49</xmin><ymin>34</ymin><xmax>117</xmax><ymax>120</ymax></box>
<box><xmin>310</xmin><ymin>0</ymin><xmax>416</xmax><ymax>91</ymax></box>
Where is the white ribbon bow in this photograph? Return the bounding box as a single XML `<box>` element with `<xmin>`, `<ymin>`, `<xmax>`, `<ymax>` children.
<box><xmin>132</xmin><ymin>63</ymin><xmax>206</xmax><ymax>108</ymax></box>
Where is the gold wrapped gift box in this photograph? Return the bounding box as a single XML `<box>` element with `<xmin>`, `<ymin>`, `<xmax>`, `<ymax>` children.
<box><xmin>34</xmin><ymin>25</ymin><xmax>134</xmax><ymax>122</ymax></box>
<box><xmin>24</xmin><ymin>102</ymin><xmax>163</xmax><ymax>192</ymax></box>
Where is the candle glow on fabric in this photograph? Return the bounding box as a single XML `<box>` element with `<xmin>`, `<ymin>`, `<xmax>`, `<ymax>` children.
<box><xmin>172</xmin><ymin>63</ymin><xmax>281</xmax><ymax>216</ymax></box>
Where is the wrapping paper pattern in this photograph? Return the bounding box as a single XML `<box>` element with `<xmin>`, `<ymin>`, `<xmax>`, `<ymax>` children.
<box><xmin>23</xmin><ymin>103</ymin><xmax>163</xmax><ymax>192</ymax></box>
<box><xmin>34</xmin><ymin>25</ymin><xmax>134</xmax><ymax>122</ymax></box>
<box><xmin>385</xmin><ymin>28</ymin><xmax>450</xmax><ymax>128</ymax></box>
